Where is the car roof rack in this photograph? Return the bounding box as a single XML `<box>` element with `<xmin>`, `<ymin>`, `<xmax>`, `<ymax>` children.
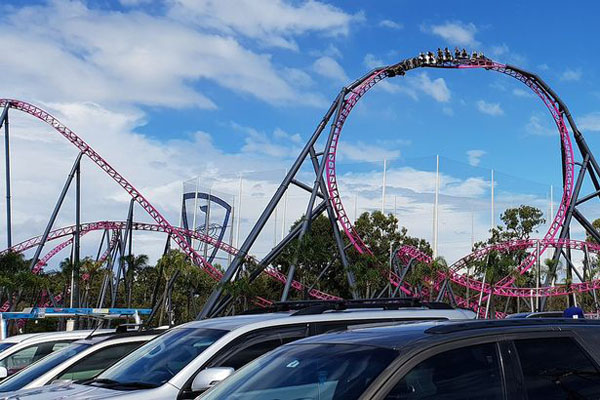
<box><xmin>425</xmin><ymin>318</ymin><xmax>600</xmax><ymax>335</ymax></box>
<box><xmin>241</xmin><ymin>298</ymin><xmax>454</xmax><ymax>316</ymax></box>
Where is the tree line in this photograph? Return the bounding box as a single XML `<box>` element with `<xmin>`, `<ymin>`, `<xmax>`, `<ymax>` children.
<box><xmin>1</xmin><ymin>204</ymin><xmax>598</xmax><ymax>333</ymax></box>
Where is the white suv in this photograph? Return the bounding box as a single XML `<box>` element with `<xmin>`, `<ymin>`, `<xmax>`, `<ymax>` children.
<box><xmin>0</xmin><ymin>329</ymin><xmax>112</xmax><ymax>379</ymax></box>
<box><xmin>0</xmin><ymin>329</ymin><xmax>162</xmax><ymax>393</ymax></box>
<box><xmin>1</xmin><ymin>299</ymin><xmax>475</xmax><ymax>399</ymax></box>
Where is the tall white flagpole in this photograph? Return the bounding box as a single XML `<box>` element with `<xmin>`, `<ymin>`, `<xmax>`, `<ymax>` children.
<box><xmin>550</xmin><ymin>184</ymin><xmax>554</xmax><ymax>217</ymax></box>
<box><xmin>281</xmin><ymin>169</ymin><xmax>288</xmax><ymax>240</ymax></box>
<box><xmin>191</xmin><ymin>176</ymin><xmax>200</xmax><ymax>249</ymax></box>
<box><xmin>491</xmin><ymin>169</ymin><xmax>495</xmax><ymax>231</ymax></box>
<box><xmin>235</xmin><ymin>175</ymin><xmax>243</xmax><ymax>248</ymax></box>
<box><xmin>381</xmin><ymin>158</ymin><xmax>387</xmax><ymax>214</ymax></box>
<box><xmin>433</xmin><ymin>155</ymin><xmax>440</xmax><ymax>259</ymax></box>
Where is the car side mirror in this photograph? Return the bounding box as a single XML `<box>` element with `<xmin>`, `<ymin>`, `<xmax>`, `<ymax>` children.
<box><xmin>191</xmin><ymin>367</ymin><xmax>234</xmax><ymax>393</ymax></box>
<box><xmin>51</xmin><ymin>378</ymin><xmax>74</xmax><ymax>385</ymax></box>
<box><xmin>0</xmin><ymin>366</ymin><xmax>7</xmax><ymax>379</ymax></box>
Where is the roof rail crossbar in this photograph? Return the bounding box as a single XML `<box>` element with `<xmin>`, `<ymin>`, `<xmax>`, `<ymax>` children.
<box><xmin>285</xmin><ymin>298</ymin><xmax>429</xmax><ymax>316</ymax></box>
<box><xmin>425</xmin><ymin>318</ymin><xmax>600</xmax><ymax>335</ymax></box>
<box><xmin>240</xmin><ymin>298</ymin><xmax>454</xmax><ymax>316</ymax></box>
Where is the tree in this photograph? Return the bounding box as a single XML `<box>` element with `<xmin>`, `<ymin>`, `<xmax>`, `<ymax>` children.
<box><xmin>408</xmin><ymin>256</ymin><xmax>449</xmax><ymax>302</ymax></box>
<box><xmin>469</xmin><ymin>205</ymin><xmax>546</xmax><ymax>316</ymax></box>
<box><xmin>349</xmin><ymin>211</ymin><xmax>432</xmax><ymax>298</ymax></box>
<box><xmin>585</xmin><ymin>218</ymin><xmax>600</xmax><ymax>244</ymax></box>
<box><xmin>122</xmin><ymin>254</ymin><xmax>149</xmax><ymax>307</ymax></box>
<box><xmin>275</xmin><ymin>211</ymin><xmax>432</xmax><ymax>300</ymax></box>
<box><xmin>472</xmin><ymin>205</ymin><xmax>546</xmax><ymax>277</ymax></box>
<box><xmin>274</xmin><ymin>215</ymin><xmax>350</xmax><ymax>298</ymax></box>
<box><xmin>152</xmin><ymin>250</ymin><xmax>216</xmax><ymax>325</ymax></box>
<box><xmin>0</xmin><ymin>251</ymin><xmax>45</xmax><ymax>313</ymax></box>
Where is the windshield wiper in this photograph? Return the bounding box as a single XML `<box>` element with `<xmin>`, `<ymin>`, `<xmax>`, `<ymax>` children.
<box><xmin>81</xmin><ymin>378</ymin><xmax>158</xmax><ymax>390</ymax></box>
<box><xmin>81</xmin><ymin>378</ymin><xmax>120</xmax><ymax>386</ymax></box>
<box><xmin>110</xmin><ymin>382</ymin><xmax>159</xmax><ymax>389</ymax></box>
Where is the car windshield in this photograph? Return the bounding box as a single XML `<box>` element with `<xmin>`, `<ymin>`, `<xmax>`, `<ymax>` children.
<box><xmin>0</xmin><ymin>343</ymin><xmax>89</xmax><ymax>393</ymax></box>
<box><xmin>94</xmin><ymin>328</ymin><xmax>227</xmax><ymax>389</ymax></box>
<box><xmin>0</xmin><ymin>343</ymin><xmax>15</xmax><ymax>354</ymax></box>
<box><xmin>200</xmin><ymin>343</ymin><xmax>398</xmax><ymax>400</ymax></box>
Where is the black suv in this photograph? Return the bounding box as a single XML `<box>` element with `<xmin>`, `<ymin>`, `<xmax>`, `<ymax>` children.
<box><xmin>199</xmin><ymin>318</ymin><xmax>600</xmax><ymax>400</ymax></box>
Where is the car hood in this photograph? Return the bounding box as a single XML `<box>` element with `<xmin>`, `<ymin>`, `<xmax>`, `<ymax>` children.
<box><xmin>0</xmin><ymin>382</ymin><xmax>128</xmax><ymax>400</ymax></box>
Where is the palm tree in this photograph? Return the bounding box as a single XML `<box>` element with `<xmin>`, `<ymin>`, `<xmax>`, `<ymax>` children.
<box><xmin>122</xmin><ymin>254</ymin><xmax>149</xmax><ymax>307</ymax></box>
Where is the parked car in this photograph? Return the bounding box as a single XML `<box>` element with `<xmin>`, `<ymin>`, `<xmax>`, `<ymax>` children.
<box><xmin>0</xmin><ymin>298</ymin><xmax>476</xmax><ymax>399</ymax></box>
<box><xmin>0</xmin><ymin>329</ymin><xmax>112</xmax><ymax>380</ymax></box>
<box><xmin>199</xmin><ymin>318</ymin><xmax>600</xmax><ymax>400</ymax></box>
<box><xmin>505</xmin><ymin>311</ymin><xmax>564</xmax><ymax>318</ymax></box>
<box><xmin>0</xmin><ymin>329</ymin><xmax>163</xmax><ymax>393</ymax></box>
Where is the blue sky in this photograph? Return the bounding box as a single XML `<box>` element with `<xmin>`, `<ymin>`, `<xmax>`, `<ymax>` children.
<box><xmin>1</xmin><ymin>0</ymin><xmax>599</xmax><ymax>264</ymax></box>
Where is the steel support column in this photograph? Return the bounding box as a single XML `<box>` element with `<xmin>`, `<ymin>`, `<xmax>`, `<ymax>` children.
<box><xmin>72</xmin><ymin>160</ymin><xmax>81</xmax><ymax>308</ymax></box>
<box><xmin>111</xmin><ymin>199</ymin><xmax>134</xmax><ymax>307</ymax></box>
<box><xmin>0</xmin><ymin>106</ymin><xmax>12</xmax><ymax>248</ymax></box>
<box><xmin>29</xmin><ymin>152</ymin><xmax>83</xmax><ymax>270</ymax></box>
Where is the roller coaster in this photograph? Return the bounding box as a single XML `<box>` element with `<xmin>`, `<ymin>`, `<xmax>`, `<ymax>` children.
<box><xmin>1</xmin><ymin>48</ymin><xmax>600</xmax><ymax>320</ymax></box>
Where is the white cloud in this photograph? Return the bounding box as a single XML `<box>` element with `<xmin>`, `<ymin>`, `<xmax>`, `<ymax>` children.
<box><xmin>312</xmin><ymin>56</ymin><xmax>349</xmax><ymax>83</ymax></box>
<box><xmin>168</xmin><ymin>0</ymin><xmax>362</xmax><ymax>51</ymax></box>
<box><xmin>425</xmin><ymin>21</ymin><xmax>479</xmax><ymax>47</ymax></box>
<box><xmin>309</xmin><ymin>44</ymin><xmax>343</xmax><ymax>59</ymax></box>
<box><xmin>338</xmin><ymin>142</ymin><xmax>401</xmax><ymax>162</ymax></box>
<box><xmin>364</xmin><ymin>60</ymin><xmax>450</xmax><ymax>103</ymax></box>
<box><xmin>282</xmin><ymin>67</ymin><xmax>315</xmax><ymax>88</ymax></box>
<box><xmin>466</xmin><ymin>150</ymin><xmax>485</xmax><ymax>167</ymax></box>
<box><xmin>417</xmin><ymin>73</ymin><xmax>450</xmax><ymax>102</ymax></box>
<box><xmin>476</xmin><ymin>100</ymin><xmax>504</xmax><ymax>116</ymax></box>
<box><xmin>490</xmin><ymin>44</ymin><xmax>509</xmax><ymax>56</ymax></box>
<box><xmin>0</xmin><ymin>1</ymin><xmax>327</xmax><ymax>109</ymax></box>
<box><xmin>232</xmin><ymin>123</ymin><xmax>303</xmax><ymax>158</ymax></box>
<box><xmin>512</xmin><ymin>88</ymin><xmax>533</xmax><ymax>98</ymax></box>
<box><xmin>379</xmin><ymin>20</ymin><xmax>403</xmax><ymax>29</ymax></box>
<box><xmin>579</xmin><ymin>112</ymin><xmax>600</xmax><ymax>132</ymax></box>
<box><xmin>561</xmin><ymin>68</ymin><xmax>582</xmax><ymax>81</ymax></box>
<box><xmin>363</xmin><ymin>53</ymin><xmax>384</xmax><ymax>69</ymax></box>
<box><xmin>442</xmin><ymin>106</ymin><xmax>454</xmax><ymax>116</ymax></box>
<box><xmin>526</xmin><ymin>115</ymin><xmax>554</xmax><ymax>136</ymax></box>
<box><xmin>119</xmin><ymin>0</ymin><xmax>152</xmax><ymax>6</ymax></box>
<box><xmin>273</xmin><ymin>128</ymin><xmax>302</xmax><ymax>144</ymax></box>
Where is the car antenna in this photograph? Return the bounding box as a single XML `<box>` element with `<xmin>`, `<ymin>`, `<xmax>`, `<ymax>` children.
<box><xmin>84</xmin><ymin>317</ymin><xmax>104</xmax><ymax>340</ymax></box>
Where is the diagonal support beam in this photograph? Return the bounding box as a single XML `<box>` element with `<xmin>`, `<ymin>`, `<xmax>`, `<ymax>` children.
<box><xmin>0</xmin><ymin>106</ymin><xmax>11</xmax><ymax>248</ymax></box>
<box><xmin>29</xmin><ymin>152</ymin><xmax>83</xmax><ymax>270</ymax></box>
<box><xmin>573</xmin><ymin>208</ymin><xmax>600</xmax><ymax>243</ymax></box>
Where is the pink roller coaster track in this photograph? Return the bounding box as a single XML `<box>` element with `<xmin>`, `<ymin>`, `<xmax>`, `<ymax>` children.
<box><xmin>0</xmin><ymin>100</ymin><xmax>342</xmax><ymax>311</ymax></box>
<box><xmin>0</xmin><ymin>52</ymin><xmax>590</xmax><ymax>315</ymax></box>
<box><xmin>322</xmin><ymin>55</ymin><xmax>582</xmax><ymax>301</ymax></box>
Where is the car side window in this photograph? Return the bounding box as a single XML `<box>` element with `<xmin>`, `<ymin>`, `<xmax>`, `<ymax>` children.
<box><xmin>0</xmin><ymin>341</ymin><xmax>73</xmax><ymax>375</ymax></box>
<box><xmin>55</xmin><ymin>342</ymin><xmax>142</xmax><ymax>382</ymax></box>
<box><xmin>208</xmin><ymin>325</ymin><xmax>308</xmax><ymax>371</ymax></box>
<box><xmin>514</xmin><ymin>337</ymin><xmax>600</xmax><ymax>399</ymax></box>
<box><xmin>384</xmin><ymin>342</ymin><xmax>503</xmax><ymax>400</ymax></box>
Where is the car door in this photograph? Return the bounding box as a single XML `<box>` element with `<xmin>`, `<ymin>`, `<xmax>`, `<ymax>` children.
<box><xmin>373</xmin><ymin>339</ymin><xmax>508</xmax><ymax>400</ymax></box>
<box><xmin>509</xmin><ymin>335</ymin><xmax>600</xmax><ymax>399</ymax></box>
